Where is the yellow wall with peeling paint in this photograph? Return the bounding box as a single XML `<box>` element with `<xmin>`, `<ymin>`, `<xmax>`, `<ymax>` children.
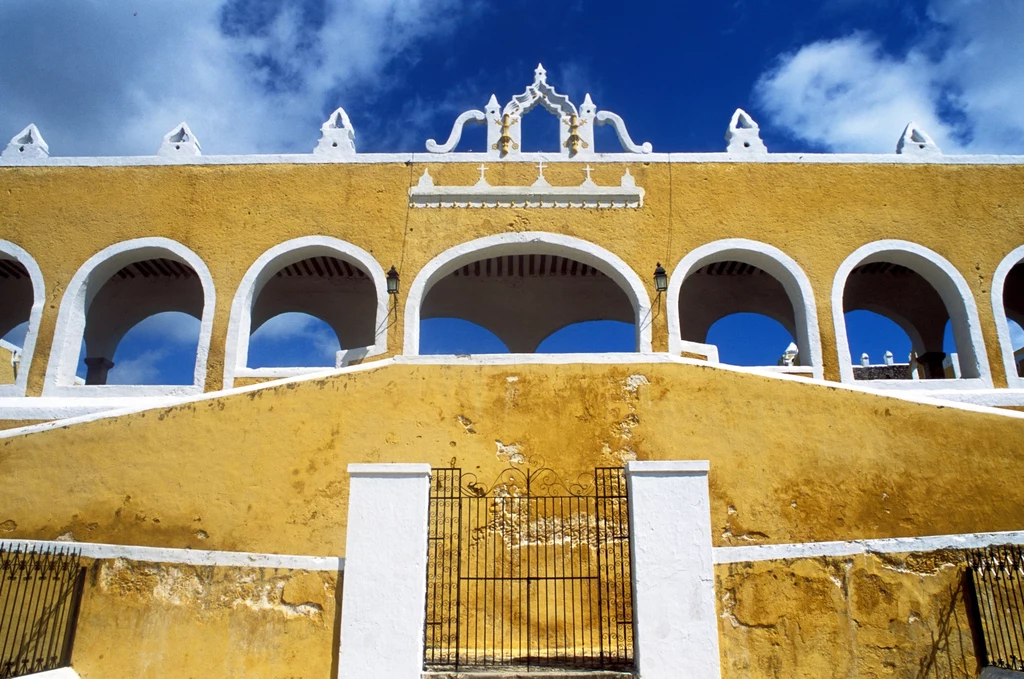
<box><xmin>1</xmin><ymin>162</ymin><xmax>1023</xmax><ymax>394</ymax></box>
<box><xmin>2</xmin><ymin>362</ymin><xmax>1023</xmax><ymax>554</ymax></box>
<box><xmin>72</xmin><ymin>559</ymin><xmax>339</xmax><ymax>679</ymax></box>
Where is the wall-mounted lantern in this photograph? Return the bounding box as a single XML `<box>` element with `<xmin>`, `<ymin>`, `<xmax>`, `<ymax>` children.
<box><xmin>387</xmin><ymin>266</ymin><xmax>400</xmax><ymax>295</ymax></box>
<box><xmin>653</xmin><ymin>263</ymin><xmax>668</xmax><ymax>293</ymax></box>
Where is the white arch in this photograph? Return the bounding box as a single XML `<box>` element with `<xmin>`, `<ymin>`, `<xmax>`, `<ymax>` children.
<box><xmin>403</xmin><ymin>232</ymin><xmax>653</xmax><ymax>355</ymax></box>
<box><xmin>831</xmin><ymin>240</ymin><xmax>992</xmax><ymax>389</ymax></box>
<box><xmin>43</xmin><ymin>238</ymin><xmax>216</xmax><ymax>397</ymax></box>
<box><xmin>223</xmin><ymin>236</ymin><xmax>388</xmax><ymax>388</ymax></box>
<box><xmin>992</xmin><ymin>244</ymin><xmax>1024</xmax><ymax>388</ymax></box>
<box><xmin>666</xmin><ymin>239</ymin><xmax>824</xmax><ymax>379</ymax></box>
<box><xmin>0</xmin><ymin>241</ymin><xmax>45</xmax><ymax>397</ymax></box>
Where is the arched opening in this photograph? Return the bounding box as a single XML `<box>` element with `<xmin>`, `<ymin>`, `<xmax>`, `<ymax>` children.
<box><xmin>224</xmin><ymin>237</ymin><xmax>388</xmax><ymax>387</ymax></box>
<box><xmin>993</xmin><ymin>248</ymin><xmax>1024</xmax><ymax>385</ymax></box>
<box><xmin>76</xmin><ymin>256</ymin><xmax>204</xmax><ymax>385</ymax></box>
<box><xmin>413</xmin><ymin>244</ymin><xmax>644</xmax><ymax>354</ymax></box>
<box><xmin>537</xmin><ymin>320</ymin><xmax>635</xmax><ymax>353</ymax></box>
<box><xmin>405</xmin><ymin>233</ymin><xmax>651</xmax><ymax>355</ymax></box>
<box><xmin>92</xmin><ymin>311</ymin><xmax>201</xmax><ymax>385</ymax></box>
<box><xmin>0</xmin><ymin>243</ymin><xmax>43</xmax><ymax>394</ymax></box>
<box><xmin>44</xmin><ymin>238</ymin><xmax>215</xmax><ymax>395</ymax></box>
<box><xmin>833</xmin><ymin>241</ymin><xmax>989</xmax><ymax>385</ymax></box>
<box><xmin>667</xmin><ymin>240</ymin><xmax>822</xmax><ymax>377</ymax></box>
<box><xmin>706</xmin><ymin>313</ymin><xmax>796</xmax><ymax>367</ymax></box>
<box><xmin>420</xmin><ymin>319</ymin><xmax>510</xmax><ymax>355</ymax></box>
<box><xmin>248</xmin><ymin>312</ymin><xmax>342</xmax><ymax>368</ymax></box>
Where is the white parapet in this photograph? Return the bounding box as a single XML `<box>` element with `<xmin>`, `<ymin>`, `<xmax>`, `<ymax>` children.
<box><xmin>337</xmin><ymin>463</ymin><xmax>432</xmax><ymax>679</ymax></box>
<box><xmin>626</xmin><ymin>460</ymin><xmax>722</xmax><ymax>679</ymax></box>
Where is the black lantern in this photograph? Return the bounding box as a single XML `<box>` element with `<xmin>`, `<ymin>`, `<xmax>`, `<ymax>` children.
<box><xmin>653</xmin><ymin>263</ymin><xmax>668</xmax><ymax>293</ymax></box>
<box><xmin>386</xmin><ymin>266</ymin><xmax>400</xmax><ymax>295</ymax></box>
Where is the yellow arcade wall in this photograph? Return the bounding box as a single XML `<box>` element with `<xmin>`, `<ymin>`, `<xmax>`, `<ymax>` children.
<box><xmin>2</xmin><ymin>361</ymin><xmax>1023</xmax><ymax>556</ymax></box>
<box><xmin>1</xmin><ymin>161</ymin><xmax>1023</xmax><ymax>396</ymax></box>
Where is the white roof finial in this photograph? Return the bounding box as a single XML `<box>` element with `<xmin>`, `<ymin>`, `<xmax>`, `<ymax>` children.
<box><xmin>157</xmin><ymin>122</ymin><xmax>201</xmax><ymax>157</ymax></box>
<box><xmin>534</xmin><ymin>63</ymin><xmax>547</xmax><ymax>82</ymax></box>
<box><xmin>726</xmin><ymin>109</ymin><xmax>767</xmax><ymax>154</ymax></box>
<box><xmin>3</xmin><ymin>124</ymin><xmax>49</xmax><ymax>160</ymax></box>
<box><xmin>314</xmin><ymin>107</ymin><xmax>357</xmax><ymax>157</ymax></box>
<box><xmin>896</xmin><ymin>122</ymin><xmax>941</xmax><ymax>156</ymax></box>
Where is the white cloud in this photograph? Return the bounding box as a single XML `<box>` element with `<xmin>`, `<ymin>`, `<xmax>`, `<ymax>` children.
<box><xmin>106</xmin><ymin>349</ymin><xmax>168</xmax><ymax>385</ymax></box>
<box><xmin>0</xmin><ymin>0</ymin><xmax>468</xmax><ymax>156</ymax></box>
<box><xmin>128</xmin><ymin>312</ymin><xmax>201</xmax><ymax>345</ymax></box>
<box><xmin>754</xmin><ymin>0</ymin><xmax>1024</xmax><ymax>154</ymax></box>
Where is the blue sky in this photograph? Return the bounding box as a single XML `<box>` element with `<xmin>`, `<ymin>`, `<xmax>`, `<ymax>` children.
<box><xmin>2</xmin><ymin>0</ymin><xmax>1023</xmax><ymax>382</ymax></box>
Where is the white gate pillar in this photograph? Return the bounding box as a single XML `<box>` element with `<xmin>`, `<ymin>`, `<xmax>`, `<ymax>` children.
<box><xmin>626</xmin><ymin>460</ymin><xmax>722</xmax><ymax>679</ymax></box>
<box><xmin>338</xmin><ymin>463</ymin><xmax>432</xmax><ymax>679</ymax></box>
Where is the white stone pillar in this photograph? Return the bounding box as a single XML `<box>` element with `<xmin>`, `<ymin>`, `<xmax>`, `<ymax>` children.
<box><xmin>626</xmin><ymin>460</ymin><xmax>721</xmax><ymax>679</ymax></box>
<box><xmin>338</xmin><ymin>463</ymin><xmax>432</xmax><ymax>679</ymax></box>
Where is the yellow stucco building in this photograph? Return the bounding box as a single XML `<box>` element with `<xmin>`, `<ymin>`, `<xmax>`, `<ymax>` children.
<box><xmin>2</xmin><ymin>68</ymin><xmax>1024</xmax><ymax>679</ymax></box>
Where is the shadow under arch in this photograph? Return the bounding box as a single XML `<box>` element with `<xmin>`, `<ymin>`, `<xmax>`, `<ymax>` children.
<box><xmin>666</xmin><ymin>238</ymin><xmax>823</xmax><ymax>379</ymax></box>
<box><xmin>0</xmin><ymin>240</ymin><xmax>45</xmax><ymax>396</ymax></box>
<box><xmin>43</xmin><ymin>237</ymin><xmax>215</xmax><ymax>396</ymax></box>
<box><xmin>831</xmin><ymin>239</ymin><xmax>991</xmax><ymax>387</ymax></box>
<box><xmin>403</xmin><ymin>233</ymin><xmax>652</xmax><ymax>355</ymax></box>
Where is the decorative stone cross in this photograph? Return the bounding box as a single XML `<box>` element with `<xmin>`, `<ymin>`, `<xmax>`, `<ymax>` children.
<box><xmin>536</xmin><ymin>161</ymin><xmax>547</xmax><ymax>180</ymax></box>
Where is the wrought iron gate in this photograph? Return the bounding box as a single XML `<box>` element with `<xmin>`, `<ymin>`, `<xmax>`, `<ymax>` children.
<box><xmin>1</xmin><ymin>543</ymin><xmax>85</xmax><ymax>679</ymax></box>
<box><xmin>424</xmin><ymin>466</ymin><xmax>634</xmax><ymax>672</ymax></box>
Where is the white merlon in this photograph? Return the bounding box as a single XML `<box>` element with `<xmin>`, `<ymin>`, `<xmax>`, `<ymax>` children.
<box><xmin>313</xmin><ymin>107</ymin><xmax>356</xmax><ymax>157</ymax></box>
<box><xmin>725</xmin><ymin>108</ymin><xmax>767</xmax><ymax>154</ymax></box>
<box><xmin>409</xmin><ymin>163</ymin><xmax>645</xmax><ymax>208</ymax></box>
<box><xmin>3</xmin><ymin>124</ymin><xmax>49</xmax><ymax>160</ymax></box>
<box><xmin>896</xmin><ymin>122</ymin><xmax>941</xmax><ymax>155</ymax></box>
<box><xmin>157</xmin><ymin>122</ymin><xmax>201</xmax><ymax>157</ymax></box>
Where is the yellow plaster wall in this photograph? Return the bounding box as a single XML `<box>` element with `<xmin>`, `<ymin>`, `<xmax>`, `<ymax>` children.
<box><xmin>73</xmin><ymin>559</ymin><xmax>339</xmax><ymax>679</ymax></box>
<box><xmin>1</xmin><ymin>162</ymin><xmax>1023</xmax><ymax>396</ymax></box>
<box><xmin>2</xmin><ymin>362</ymin><xmax>1023</xmax><ymax>555</ymax></box>
<box><xmin>717</xmin><ymin>550</ymin><xmax>979</xmax><ymax>679</ymax></box>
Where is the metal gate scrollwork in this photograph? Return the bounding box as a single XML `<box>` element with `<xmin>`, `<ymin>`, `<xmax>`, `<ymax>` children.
<box><xmin>424</xmin><ymin>464</ymin><xmax>634</xmax><ymax>672</ymax></box>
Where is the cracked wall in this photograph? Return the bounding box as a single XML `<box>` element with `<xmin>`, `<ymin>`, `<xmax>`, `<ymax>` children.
<box><xmin>73</xmin><ymin>558</ymin><xmax>340</xmax><ymax>679</ymax></box>
<box><xmin>717</xmin><ymin>550</ymin><xmax>981</xmax><ymax>679</ymax></box>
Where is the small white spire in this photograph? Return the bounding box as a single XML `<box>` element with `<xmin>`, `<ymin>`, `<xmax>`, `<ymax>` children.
<box><xmin>157</xmin><ymin>122</ymin><xmax>201</xmax><ymax>157</ymax></box>
<box><xmin>3</xmin><ymin>124</ymin><xmax>49</xmax><ymax>160</ymax></box>
<box><xmin>896</xmin><ymin>122</ymin><xmax>941</xmax><ymax>156</ymax></box>
<box><xmin>314</xmin><ymin>107</ymin><xmax>357</xmax><ymax>157</ymax></box>
<box><xmin>725</xmin><ymin>109</ymin><xmax>767</xmax><ymax>154</ymax></box>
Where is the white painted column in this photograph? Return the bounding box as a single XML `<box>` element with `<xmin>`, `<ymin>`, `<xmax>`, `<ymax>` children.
<box><xmin>337</xmin><ymin>463</ymin><xmax>432</xmax><ymax>679</ymax></box>
<box><xmin>626</xmin><ymin>460</ymin><xmax>721</xmax><ymax>679</ymax></box>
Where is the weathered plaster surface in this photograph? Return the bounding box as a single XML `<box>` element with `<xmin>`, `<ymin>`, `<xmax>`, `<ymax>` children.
<box><xmin>717</xmin><ymin>550</ymin><xmax>980</xmax><ymax>678</ymax></box>
<box><xmin>1</xmin><ymin>362</ymin><xmax>1023</xmax><ymax>557</ymax></box>
<box><xmin>73</xmin><ymin>558</ymin><xmax>339</xmax><ymax>679</ymax></box>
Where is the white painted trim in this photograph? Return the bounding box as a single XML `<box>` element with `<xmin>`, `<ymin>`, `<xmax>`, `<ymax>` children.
<box><xmin>831</xmin><ymin>240</ymin><xmax>993</xmax><ymax>388</ymax></box>
<box><xmin>42</xmin><ymin>238</ymin><xmax>216</xmax><ymax>397</ymax></box>
<box><xmin>3</xmin><ymin>352</ymin><xmax>1024</xmax><ymax>438</ymax></box>
<box><xmin>348</xmin><ymin>463</ymin><xmax>431</xmax><ymax>477</ymax></box>
<box><xmin>223</xmin><ymin>236</ymin><xmax>388</xmax><ymax>389</ymax></box>
<box><xmin>17</xmin><ymin>669</ymin><xmax>80</xmax><ymax>679</ymax></box>
<box><xmin>402</xmin><ymin>232</ymin><xmax>653</xmax><ymax>355</ymax></box>
<box><xmin>714</xmin><ymin>529</ymin><xmax>1024</xmax><ymax>564</ymax></box>
<box><xmin>2</xmin><ymin>538</ymin><xmax>343</xmax><ymax>571</ymax></box>
<box><xmin>627</xmin><ymin>460</ymin><xmax>709</xmax><ymax>474</ymax></box>
<box><xmin>993</xmin><ymin>245</ymin><xmax>1024</xmax><ymax>388</ymax></box>
<box><xmin>666</xmin><ymin>238</ymin><xmax>824</xmax><ymax>379</ymax></box>
<box><xmin>0</xmin><ymin>241</ymin><xmax>44</xmax><ymax>397</ymax></box>
<box><xmin>3</xmin><ymin>152</ymin><xmax>1024</xmax><ymax>168</ymax></box>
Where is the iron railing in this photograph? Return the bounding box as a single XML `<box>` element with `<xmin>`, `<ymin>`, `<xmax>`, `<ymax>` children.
<box><xmin>425</xmin><ymin>465</ymin><xmax>634</xmax><ymax>673</ymax></box>
<box><xmin>967</xmin><ymin>545</ymin><xmax>1024</xmax><ymax>672</ymax></box>
<box><xmin>0</xmin><ymin>543</ymin><xmax>85</xmax><ymax>679</ymax></box>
